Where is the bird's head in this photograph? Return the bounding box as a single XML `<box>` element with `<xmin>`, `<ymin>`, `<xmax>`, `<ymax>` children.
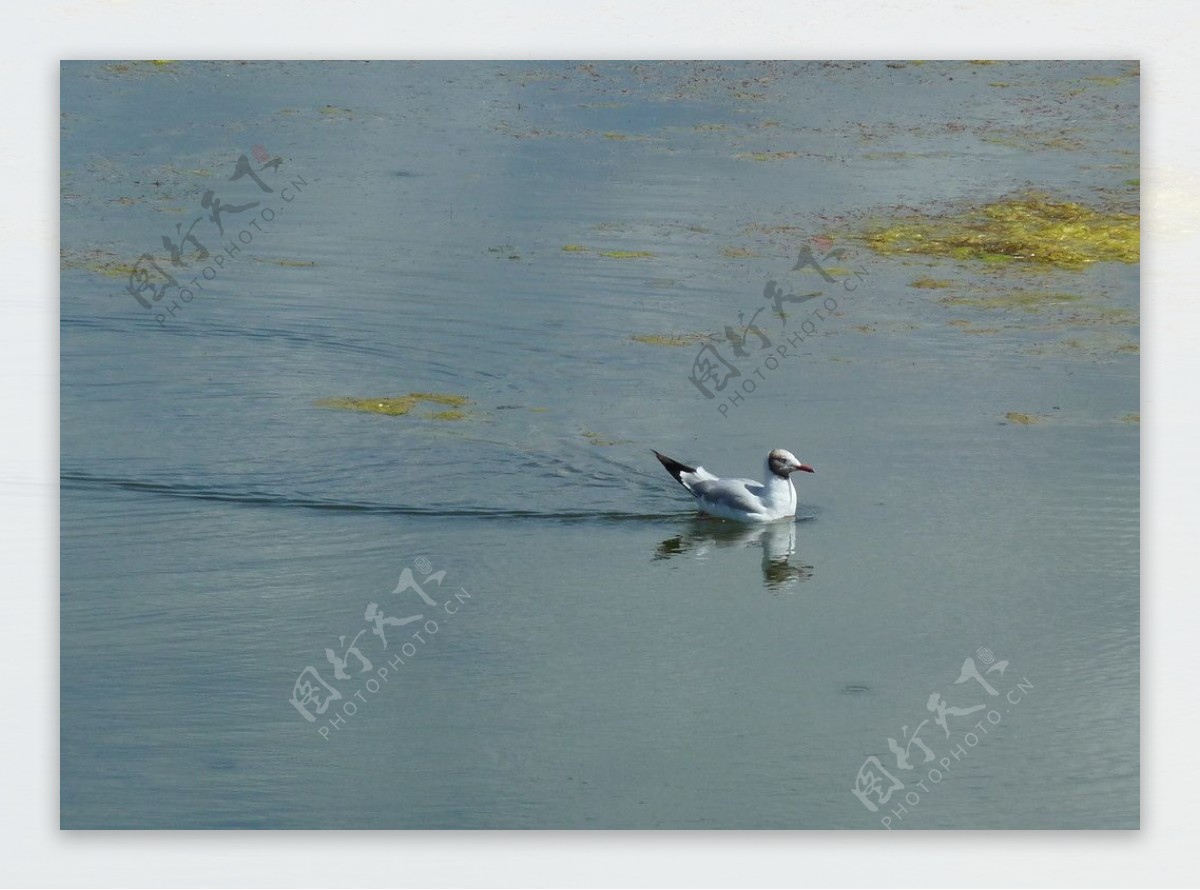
<box><xmin>768</xmin><ymin>448</ymin><xmax>815</xmax><ymax>478</ymax></box>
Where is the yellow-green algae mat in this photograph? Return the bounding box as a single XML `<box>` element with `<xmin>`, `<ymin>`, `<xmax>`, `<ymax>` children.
<box><xmin>630</xmin><ymin>333</ymin><xmax>710</xmax><ymax>347</ymax></box>
<box><xmin>864</xmin><ymin>193</ymin><xmax>1139</xmax><ymax>268</ymax></box>
<box><xmin>315</xmin><ymin>393</ymin><xmax>471</xmax><ymax>421</ymax></box>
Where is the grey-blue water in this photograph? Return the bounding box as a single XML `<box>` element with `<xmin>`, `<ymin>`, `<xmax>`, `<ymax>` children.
<box><xmin>61</xmin><ymin>60</ymin><xmax>1138</xmax><ymax>828</ymax></box>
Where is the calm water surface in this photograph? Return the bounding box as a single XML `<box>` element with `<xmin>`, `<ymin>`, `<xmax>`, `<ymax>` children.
<box><xmin>61</xmin><ymin>61</ymin><xmax>1138</xmax><ymax>828</ymax></box>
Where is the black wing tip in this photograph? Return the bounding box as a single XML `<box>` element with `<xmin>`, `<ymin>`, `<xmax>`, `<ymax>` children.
<box><xmin>653</xmin><ymin>449</ymin><xmax>696</xmax><ymax>486</ymax></box>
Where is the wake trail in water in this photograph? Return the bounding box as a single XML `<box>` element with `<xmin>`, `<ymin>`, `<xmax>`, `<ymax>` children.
<box><xmin>61</xmin><ymin>470</ymin><xmax>683</xmax><ymax>523</ymax></box>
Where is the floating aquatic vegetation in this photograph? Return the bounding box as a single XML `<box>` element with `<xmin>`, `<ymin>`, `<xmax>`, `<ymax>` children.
<box><xmin>599</xmin><ymin>250</ymin><xmax>654</xmax><ymax>259</ymax></box>
<box><xmin>1119</xmin><ymin>413</ymin><xmax>1140</xmax><ymax>424</ymax></box>
<box><xmin>61</xmin><ymin>248</ymin><xmax>140</xmax><ymax>279</ymax></box>
<box><xmin>561</xmin><ymin>244</ymin><xmax>588</xmax><ymax>252</ymax></box>
<box><xmin>315</xmin><ymin>393</ymin><xmax>471</xmax><ymax>418</ymax></box>
<box><xmin>743</xmin><ymin>223</ymin><xmax>808</xmax><ymax>236</ymax></box>
<box><xmin>864</xmin><ymin>193</ymin><xmax>1140</xmax><ymax>268</ymax></box>
<box><xmin>958</xmin><ymin>325</ymin><xmax>1003</xmax><ymax>336</ymax></box>
<box><xmin>105</xmin><ymin>61</ymin><xmax>176</xmax><ymax>75</ymax></box>
<box><xmin>979</xmin><ymin>128</ymin><xmax>1084</xmax><ymax>152</ymax></box>
<box><xmin>910</xmin><ymin>277</ymin><xmax>955</xmax><ymax>289</ymax></box>
<box><xmin>1024</xmin><ymin>333</ymin><xmax>1140</xmax><ymax>359</ymax></box>
<box><xmin>1004</xmin><ymin>412</ymin><xmax>1046</xmax><ymax>425</ymax></box>
<box><xmin>721</xmin><ymin>247</ymin><xmax>759</xmax><ymax>258</ymax></box>
<box><xmin>1064</xmin><ymin>306</ymin><xmax>1138</xmax><ymax>326</ymax></box>
<box><xmin>940</xmin><ymin>290</ymin><xmax>1083</xmax><ymax>311</ymax></box>
<box><xmin>249</xmin><ymin>257</ymin><xmax>316</xmax><ymax>267</ymax></box>
<box><xmin>602</xmin><ymin>132</ymin><xmax>629</xmax><ymax>140</ymax></box>
<box><xmin>631</xmin><ymin>333</ymin><xmax>709</xmax><ymax>347</ymax></box>
<box><xmin>581</xmin><ymin>430</ymin><xmax>630</xmax><ymax>446</ymax></box>
<box><xmin>737</xmin><ymin>151</ymin><xmax>800</xmax><ymax>161</ymax></box>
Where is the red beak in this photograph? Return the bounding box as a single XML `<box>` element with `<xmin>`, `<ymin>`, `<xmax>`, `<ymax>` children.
<box><xmin>798</xmin><ymin>464</ymin><xmax>815</xmax><ymax>474</ymax></box>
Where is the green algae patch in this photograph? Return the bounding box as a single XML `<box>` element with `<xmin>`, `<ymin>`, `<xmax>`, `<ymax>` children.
<box><xmin>561</xmin><ymin>244</ymin><xmax>589</xmax><ymax>252</ymax></box>
<box><xmin>602</xmin><ymin>132</ymin><xmax>629</xmax><ymax>140</ymax></box>
<box><xmin>941</xmin><ymin>290</ymin><xmax>1084</xmax><ymax>311</ymax></box>
<box><xmin>89</xmin><ymin>259</ymin><xmax>141</xmax><ymax>279</ymax></box>
<box><xmin>107</xmin><ymin>61</ymin><xmax>177</xmax><ymax>75</ymax></box>
<box><xmin>250</xmin><ymin>256</ymin><xmax>316</xmax><ymax>267</ymax></box>
<box><xmin>864</xmin><ymin>194</ymin><xmax>1140</xmax><ymax>268</ymax></box>
<box><xmin>631</xmin><ymin>333</ymin><xmax>709</xmax><ymax>347</ymax></box>
<box><xmin>743</xmin><ymin>223</ymin><xmax>808</xmax><ymax>236</ymax></box>
<box><xmin>721</xmin><ymin>247</ymin><xmax>759</xmax><ymax>258</ymax></box>
<box><xmin>1119</xmin><ymin>413</ymin><xmax>1140</xmax><ymax>424</ymax></box>
<box><xmin>581</xmin><ymin>430</ymin><xmax>631</xmax><ymax>447</ymax></box>
<box><xmin>599</xmin><ymin>250</ymin><xmax>655</xmax><ymax>259</ymax></box>
<box><xmin>315</xmin><ymin>393</ymin><xmax>471</xmax><ymax>418</ymax></box>
<box><xmin>1004</xmin><ymin>412</ymin><xmax>1046</xmax><ymax>425</ymax></box>
<box><xmin>408</xmin><ymin>392</ymin><xmax>470</xmax><ymax>406</ymax></box>
<box><xmin>1066</xmin><ymin>305</ymin><xmax>1138</xmax><ymax>326</ymax></box>
<box><xmin>980</xmin><ymin>128</ymin><xmax>1083</xmax><ymax>152</ymax></box>
<box><xmin>737</xmin><ymin>151</ymin><xmax>800</xmax><ymax>161</ymax></box>
<box><xmin>62</xmin><ymin>249</ymin><xmax>142</xmax><ymax>280</ymax></box>
<box><xmin>910</xmin><ymin>276</ymin><xmax>955</xmax><ymax>289</ymax></box>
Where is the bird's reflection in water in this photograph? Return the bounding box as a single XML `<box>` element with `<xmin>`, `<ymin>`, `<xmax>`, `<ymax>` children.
<box><xmin>654</xmin><ymin>517</ymin><xmax>815</xmax><ymax>590</ymax></box>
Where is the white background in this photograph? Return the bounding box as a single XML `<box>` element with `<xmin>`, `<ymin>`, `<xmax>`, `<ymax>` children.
<box><xmin>4</xmin><ymin>1</ymin><xmax>1194</xmax><ymax>886</ymax></box>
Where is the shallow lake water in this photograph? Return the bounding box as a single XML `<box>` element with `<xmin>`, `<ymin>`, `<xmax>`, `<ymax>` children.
<box><xmin>61</xmin><ymin>60</ymin><xmax>1138</xmax><ymax>828</ymax></box>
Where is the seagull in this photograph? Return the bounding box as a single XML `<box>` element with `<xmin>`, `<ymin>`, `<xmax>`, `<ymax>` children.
<box><xmin>653</xmin><ymin>448</ymin><xmax>814</xmax><ymax>523</ymax></box>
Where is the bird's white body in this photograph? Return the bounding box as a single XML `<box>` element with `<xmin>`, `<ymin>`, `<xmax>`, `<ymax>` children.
<box><xmin>654</xmin><ymin>448</ymin><xmax>814</xmax><ymax>524</ymax></box>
